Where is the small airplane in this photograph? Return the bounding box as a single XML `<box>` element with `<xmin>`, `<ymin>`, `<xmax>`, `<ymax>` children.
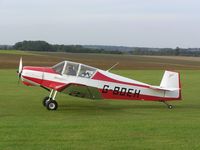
<box><xmin>17</xmin><ymin>58</ymin><xmax>181</xmax><ymax>110</ymax></box>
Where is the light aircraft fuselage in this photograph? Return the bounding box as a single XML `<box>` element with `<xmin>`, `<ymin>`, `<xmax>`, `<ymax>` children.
<box><xmin>18</xmin><ymin>59</ymin><xmax>181</xmax><ymax>110</ymax></box>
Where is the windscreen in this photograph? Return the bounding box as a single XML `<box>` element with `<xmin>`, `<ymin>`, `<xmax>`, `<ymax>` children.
<box><xmin>52</xmin><ymin>62</ymin><xmax>65</xmax><ymax>74</ymax></box>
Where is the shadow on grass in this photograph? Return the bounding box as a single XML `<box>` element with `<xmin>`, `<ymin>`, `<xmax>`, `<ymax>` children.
<box><xmin>57</xmin><ymin>102</ymin><xmax>200</xmax><ymax>112</ymax></box>
<box><xmin>58</xmin><ymin>103</ymin><xmax>166</xmax><ymax>111</ymax></box>
<box><xmin>174</xmin><ymin>104</ymin><xmax>200</xmax><ymax>109</ymax></box>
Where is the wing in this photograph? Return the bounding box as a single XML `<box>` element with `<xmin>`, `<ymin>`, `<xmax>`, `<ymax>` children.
<box><xmin>59</xmin><ymin>83</ymin><xmax>102</xmax><ymax>99</ymax></box>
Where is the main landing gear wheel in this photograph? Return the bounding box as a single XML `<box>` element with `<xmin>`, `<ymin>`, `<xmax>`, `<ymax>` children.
<box><xmin>46</xmin><ymin>100</ymin><xmax>58</xmax><ymax>110</ymax></box>
<box><xmin>43</xmin><ymin>96</ymin><xmax>50</xmax><ymax>106</ymax></box>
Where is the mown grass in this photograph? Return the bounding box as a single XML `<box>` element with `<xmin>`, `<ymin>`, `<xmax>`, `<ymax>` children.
<box><xmin>0</xmin><ymin>69</ymin><xmax>200</xmax><ymax>150</ymax></box>
<box><xmin>0</xmin><ymin>50</ymin><xmax>37</xmax><ymax>55</ymax></box>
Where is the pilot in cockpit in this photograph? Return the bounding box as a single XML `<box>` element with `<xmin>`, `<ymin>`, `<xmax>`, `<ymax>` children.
<box><xmin>66</xmin><ymin>65</ymin><xmax>77</xmax><ymax>76</ymax></box>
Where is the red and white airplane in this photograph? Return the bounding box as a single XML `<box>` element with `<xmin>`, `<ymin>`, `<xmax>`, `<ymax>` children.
<box><xmin>17</xmin><ymin>58</ymin><xmax>181</xmax><ymax>110</ymax></box>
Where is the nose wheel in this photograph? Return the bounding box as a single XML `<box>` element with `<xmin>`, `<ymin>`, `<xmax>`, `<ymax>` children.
<box><xmin>43</xmin><ymin>90</ymin><xmax>58</xmax><ymax>110</ymax></box>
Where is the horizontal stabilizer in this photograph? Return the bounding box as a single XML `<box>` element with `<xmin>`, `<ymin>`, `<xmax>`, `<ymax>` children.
<box><xmin>149</xmin><ymin>85</ymin><xmax>180</xmax><ymax>91</ymax></box>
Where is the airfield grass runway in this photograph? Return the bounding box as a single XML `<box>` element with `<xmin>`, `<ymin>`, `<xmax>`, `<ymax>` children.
<box><xmin>0</xmin><ymin>51</ymin><xmax>200</xmax><ymax>149</ymax></box>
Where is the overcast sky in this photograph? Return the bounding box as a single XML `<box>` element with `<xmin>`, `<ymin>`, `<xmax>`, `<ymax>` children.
<box><xmin>0</xmin><ymin>0</ymin><xmax>200</xmax><ymax>48</ymax></box>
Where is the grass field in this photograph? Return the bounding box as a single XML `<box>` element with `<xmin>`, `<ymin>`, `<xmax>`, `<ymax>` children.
<box><xmin>1</xmin><ymin>50</ymin><xmax>200</xmax><ymax>149</ymax></box>
<box><xmin>0</xmin><ymin>69</ymin><xmax>200</xmax><ymax>150</ymax></box>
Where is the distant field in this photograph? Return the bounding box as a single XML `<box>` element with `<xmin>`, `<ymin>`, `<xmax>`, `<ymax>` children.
<box><xmin>0</xmin><ymin>70</ymin><xmax>200</xmax><ymax>149</ymax></box>
<box><xmin>0</xmin><ymin>50</ymin><xmax>36</xmax><ymax>55</ymax></box>
<box><xmin>1</xmin><ymin>50</ymin><xmax>200</xmax><ymax>69</ymax></box>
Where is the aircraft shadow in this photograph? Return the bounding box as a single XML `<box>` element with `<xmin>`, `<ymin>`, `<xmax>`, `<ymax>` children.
<box><xmin>173</xmin><ymin>104</ymin><xmax>200</xmax><ymax>109</ymax></box>
<box><xmin>58</xmin><ymin>103</ymin><xmax>166</xmax><ymax>111</ymax></box>
<box><xmin>58</xmin><ymin>103</ymin><xmax>200</xmax><ymax>111</ymax></box>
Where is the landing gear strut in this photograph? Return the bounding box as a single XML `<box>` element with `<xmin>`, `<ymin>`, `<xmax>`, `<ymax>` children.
<box><xmin>162</xmin><ymin>101</ymin><xmax>173</xmax><ymax>109</ymax></box>
<box><xmin>43</xmin><ymin>90</ymin><xmax>58</xmax><ymax>110</ymax></box>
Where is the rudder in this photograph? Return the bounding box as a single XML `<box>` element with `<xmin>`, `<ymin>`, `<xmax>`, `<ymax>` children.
<box><xmin>160</xmin><ymin>71</ymin><xmax>180</xmax><ymax>89</ymax></box>
<box><xmin>160</xmin><ymin>70</ymin><xmax>181</xmax><ymax>100</ymax></box>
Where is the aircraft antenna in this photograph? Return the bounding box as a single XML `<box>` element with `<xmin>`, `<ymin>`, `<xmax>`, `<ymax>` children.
<box><xmin>106</xmin><ymin>62</ymin><xmax>119</xmax><ymax>72</ymax></box>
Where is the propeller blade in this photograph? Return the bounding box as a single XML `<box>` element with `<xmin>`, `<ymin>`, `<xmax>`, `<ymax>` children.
<box><xmin>18</xmin><ymin>57</ymin><xmax>23</xmax><ymax>75</ymax></box>
<box><xmin>17</xmin><ymin>57</ymin><xmax>23</xmax><ymax>84</ymax></box>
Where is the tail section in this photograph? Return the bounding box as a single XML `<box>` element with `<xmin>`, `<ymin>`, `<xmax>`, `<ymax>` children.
<box><xmin>160</xmin><ymin>70</ymin><xmax>181</xmax><ymax>100</ymax></box>
<box><xmin>160</xmin><ymin>71</ymin><xmax>180</xmax><ymax>90</ymax></box>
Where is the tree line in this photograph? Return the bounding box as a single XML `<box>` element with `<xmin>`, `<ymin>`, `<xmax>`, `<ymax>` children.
<box><xmin>128</xmin><ymin>47</ymin><xmax>200</xmax><ymax>56</ymax></box>
<box><xmin>12</xmin><ymin>40</ymin><xmax>122</xmax><ymax>54</ymax></box>
<box><xmin>1</xmin><ymin>40</ymin><xmax>200</xmax><ymax>56</ymax></box>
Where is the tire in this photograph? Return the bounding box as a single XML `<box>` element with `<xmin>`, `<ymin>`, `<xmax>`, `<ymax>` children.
<box><xmin>168</xmin><ymin>105</ymin><xmax>173</xmax><ymax>109</ymax></box>
<box><xmin>43</xmin><ymin>96</ymin><xmax>50</xmax><ymax>106</ymax></box>
<box><xmin>46</xmin><ymin>100</ymin><xmax>58</xmax><ymax>110</ymax></box>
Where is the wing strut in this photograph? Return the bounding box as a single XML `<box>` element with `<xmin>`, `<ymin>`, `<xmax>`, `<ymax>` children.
<box><xmin>106</xmin><ymin>62</ymin><xmax>119</xmax><ymax>72</ymax></box>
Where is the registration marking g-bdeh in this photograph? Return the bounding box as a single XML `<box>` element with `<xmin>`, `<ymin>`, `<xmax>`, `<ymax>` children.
<box><xmin>102</xmin><ymin>85</ymin><xmax>141</xmax><ymax>98</ymax></box>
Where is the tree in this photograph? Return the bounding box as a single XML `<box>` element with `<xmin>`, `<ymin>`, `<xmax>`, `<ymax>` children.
<box><xmin>175</xmin><ymin>47</ymin><xmax>180</xmax><ymax>56</ymax></box>
<box><xmin>14</xmin><ymin>40</ymin><xmax>53</xmax><ymax>51</ymax></box>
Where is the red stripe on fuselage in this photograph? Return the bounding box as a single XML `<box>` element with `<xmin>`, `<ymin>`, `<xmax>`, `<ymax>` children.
<box><xmin>178</xmin><ymin>72</ymin><xmax>182</xmax><ymax>100</ymax></box>
<box><xmin>22</xmin><ymin>76</ymin><xmax>66</xmax><ymax>91</ymax></box>
<box><xmin>99</xmin><ymin>89</ymin><xmax>181</xmax><ymax>101</ymax></box>
<box><xmin>23</xmin><ymin>66</ymin><xmax>58</xmax><ymax>74</ymax></box>
<box><xmin>92</xmin><ymin>71</ymin><xmax>150</xmax><ymax>88</ymax></box>
<box><xmin>22</xmin><ymin>76</ymin><xmax>43</xmax><ymax>84</ymax></box>
<box><xmin>22</xmin><ymin>81</ymin><xmax>34</xmax><ymax>86</ymax></box>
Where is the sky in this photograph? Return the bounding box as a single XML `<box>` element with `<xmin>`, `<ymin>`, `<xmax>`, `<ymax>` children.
<box><xmin>0</xmin><ymin>0</ymin><xmax>200</xmax><ymax>48</ymax></box>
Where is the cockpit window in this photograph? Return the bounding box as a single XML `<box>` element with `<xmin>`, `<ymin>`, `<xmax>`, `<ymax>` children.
<box><xmin>52</xmin><ymin>62</ymin><xmax>65</xmax><ymax>74</ymax></box>
<box><xmin>78</xmin><ymin>65</ymin><xmax>96</xmax><ymax>78</ymax></box>
<box><xmin>63</xmin><ymin>62</ymin><xmax>79</xmax><ymax>76</ymax></box>
<box><xmin>52</xmin><ymin>61</ymin><xmax>97</xmax><ymax>78</ymax></box>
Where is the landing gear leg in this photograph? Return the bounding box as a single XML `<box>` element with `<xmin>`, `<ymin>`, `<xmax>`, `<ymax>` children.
<box><xmin>46</xmin><ymin>91</ymin><xmax>58</xmax><ymax>110</ymax></box>
<box><xmin>43</xmin><ymin>89</ymin><xmax>54</xmax><ymax>106</ymax></box>
<box><xmin>162</xmin><ymin>101</ymin><xmax>173</xmax><ymax>109</ymax></box>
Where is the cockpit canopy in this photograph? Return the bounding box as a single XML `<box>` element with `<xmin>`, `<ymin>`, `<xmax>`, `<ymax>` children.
<box><xmin>52</xmin><ymin>61</ymin><xmax>97</xmax><ymax>78</ymax></box>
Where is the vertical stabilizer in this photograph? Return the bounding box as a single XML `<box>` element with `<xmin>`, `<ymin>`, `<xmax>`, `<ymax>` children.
<box><xmin>160</xmin><ymin>71</ymin><xmax>180</xmax><ymax>89</ymax></box>
<box><xmin>160</xmin><ymin>70</ymin><xmax>181</xmax><ymax>100</ymax></box>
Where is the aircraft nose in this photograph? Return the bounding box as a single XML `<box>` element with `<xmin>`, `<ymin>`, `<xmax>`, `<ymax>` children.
<box><xmin>21</xmin><ymin>66</ymin><xmax>44</xmax><ymax>85</ymax></box>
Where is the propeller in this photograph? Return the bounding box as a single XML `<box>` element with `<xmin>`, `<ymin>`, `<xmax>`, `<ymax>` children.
<box><xmin>17</xmin><ymin>57</ymin><xmax>23</xmax><ymax>84</ymax></box>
